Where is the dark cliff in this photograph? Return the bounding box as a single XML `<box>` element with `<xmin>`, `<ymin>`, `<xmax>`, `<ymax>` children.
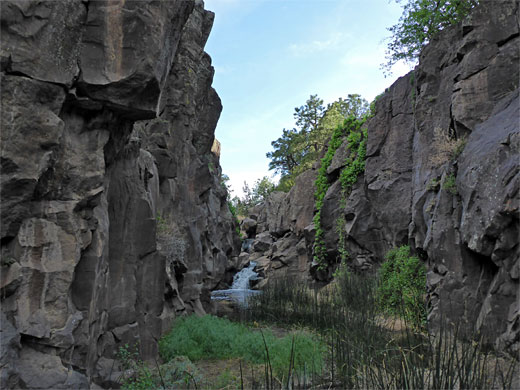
<box><xmin>244</xmin><ymin>0</ymin><xmax>519</xmax><ymax>355</ymax></box>
<box><xmin>1</xmin><ymin>0</ymin><xmax>240</xmax><ymax>388</ymax></box>
<box><xmin>333</xmin><ymin>0</ymin><xmax>519</xmax><ymax>353</ymax></box>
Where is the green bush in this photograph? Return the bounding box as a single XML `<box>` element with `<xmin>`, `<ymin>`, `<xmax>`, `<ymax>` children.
<box><xmin>117</xmin><ymin>344</ymin><xmax>156</xmax><ymax>390</ymax></box>
<box><xmin>377</xmin><ymin>245</ymin><xmax>426</xmax><ymax>329</ymax></box>
<box><xmin>442</xmin><ymin>173</ymin><xmax>457</xmax><ymax>195</ymax></box>
<box><xmin>159</xmin><ymin>315</ymin><xmax>325</xmax><ymax>379</ymax></box>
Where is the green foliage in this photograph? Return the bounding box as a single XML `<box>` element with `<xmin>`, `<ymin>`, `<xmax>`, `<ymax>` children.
<box><xmin>230</xmin><ymin>176</ymin><xmax>276</xmax><ymax>216</ymax></box>
<box><xmin>227</xmin><ymin>201</ymin><xmax>237</xmax><ymax>219</ymax></box>
<box><xmin>117</xmin><ymin>344</ymin><xmax>204</xmax><ymax>390</ymax></box>
<box><xmin>215</xmin><ymin>369</ymin><xmax>239</xmax><ymax>389</ymax></box>
<box><xmin>274</xmin><ymin>174</ymin><xmax>295</xmax><ymax>192</ymax></box>
<box><xmin>159</xmin><ymin>315</ymin><xmax>325</xmax><ymax>380</ymax></box>
<box><xmin>221</xmin><ymin>173</ymin><xmax>232</xmax><ymax>195</ymax></box>
<box><xmin>267</xmin><ymin>128</ymin><xmax>305</xmax><ymax>177</ymax></box>
<box><xmin>452</xmin><ymin>136</ymin><xmax>468</xmax><ymax>158</ymax></box>
<box><xmin>267</xmin><ymin>94</ymin><xmax>369</xmax><ymax>190</ymax></box>
<box><xmin>294</xmin><ymin>94</ymin><xmax>325</xmax><ymax>134</ymax></box>
<box><xmin>332</xmin><ymin>259</ymin><xmax>348</xmax><ymax>279</ymax></box>
<box><xmin>427</xmin><ymin>177</ymin><xmax>440</xmax><ymax>191</ymax></box>
<box><xmin>313</xmin><ymin>116</ymin><xmax>367</xmax><ymax>268</ymax></box>
<box><xmin>384</xmin><ymin>0</ymin><xmax>477</xmax><ymax>71</ymax></box>
<box><xmin>377</xmin><ymin>245</ymin><xmax>427</xmax><ymax>329</ymax></box>
<box><xmin>243</xmin><ymin>272</ymin><xmax>516</xmax><ymax>389</ymax></box>
<box><xmin>339</xmin><ymin>127</ymin><xmax>367</xmax><ymax>195</ymax></box>
<box><xmin>117</xmin><ymin>344</ymin><xmax>156</xmax><ymax>390</ymax></box>
<box><xmin>253</xmin><ymin>176</ymin><xmax>276</xmax><ymax>201</ymax></box>
<box><xmin>369</xmin><ymin>92</ymin><xmax>385</xmax><ymax>117</ymax></box>
<box><xmin>442</xmin><ymin>173</ymin><xmax>457</xmax><ymax>195</ymax></box>
<box><xmin>430</xmin><ymin>127</ymin><xmax>468</xmax><ymax>167</ymax></box>
<box><xmin>335</xmin><ymin>216</ymin><xmax>349</xmax><ymax>263</ymax></box>
<box><xmin>156</xmin><ymin>212</ymin><xmax>171</xmax><ymax>236</ymax></box>
<box><xmin>159</xmin><ymin>356</ymin><xmax>202</xmax><ymax>389</ymax></box>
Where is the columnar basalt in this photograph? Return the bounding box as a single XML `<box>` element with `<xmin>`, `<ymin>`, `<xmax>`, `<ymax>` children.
<box><xmin>319</xmin><ymin>0</ymin><xmax>519</xmax><ymax>353</ymax></box>
<box><xmin>0</xmin><ymin>1</ymin><xmax>240</xmax><ymax>388</ymax></box>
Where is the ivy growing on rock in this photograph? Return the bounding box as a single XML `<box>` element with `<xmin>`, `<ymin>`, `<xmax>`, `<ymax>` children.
<box><xmin>313</xmin><ymin>116</ymin><xmax>367</xmax><ymax>268</ymax></box>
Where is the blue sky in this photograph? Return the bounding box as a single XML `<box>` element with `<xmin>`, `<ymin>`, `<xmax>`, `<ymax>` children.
<box><xmin>204</xmin><ymin>0</ymin><xmax>413</xmax><ymax>196</ymax></box>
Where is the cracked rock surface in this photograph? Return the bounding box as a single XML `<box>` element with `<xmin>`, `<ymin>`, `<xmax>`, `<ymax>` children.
<box><xmin>1</xmin><ymin>1</ymin><xmax>240</xmax><ymax>387</ymax></box>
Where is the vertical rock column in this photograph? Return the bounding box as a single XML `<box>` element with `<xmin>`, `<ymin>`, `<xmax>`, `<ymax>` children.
<box><xmin>1</xmin><ymin>0</ymin><xmax>196</xmax><ymax>387</ymax></box>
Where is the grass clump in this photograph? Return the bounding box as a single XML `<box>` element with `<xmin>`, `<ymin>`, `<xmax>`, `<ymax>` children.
<box><xmin>377</xmin><ymin>245</ymin><xmax>426</xmax><ymax>330</ymax></box>
<box><xmin>430</xmin><ymin>127</ymin><xmax>467</xmax><ymax>167</ymax></box>
<box><xmin>159</xmin><ymin>315</ymin><xmax>325</xmax><ymax>380</ymax></box>
<box><xmin>442</xmin><ymin>173</ymin><xmax>457</xmax><ymax>195</ymax></box>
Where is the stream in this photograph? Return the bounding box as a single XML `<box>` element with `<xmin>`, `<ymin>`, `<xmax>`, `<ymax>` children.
<box><xmin>211</xmin><ymin>261</ymin><xmax>261</xmax><ymax>305</ymax></box>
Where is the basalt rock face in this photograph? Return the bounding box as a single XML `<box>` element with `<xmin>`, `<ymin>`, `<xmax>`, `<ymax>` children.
<box><xmin>0</xmin><ymin>0</ymin><xmax>240</xmax><ymax>388</ymax></box>
<box><xmin>319</xmin><ymin>0</ymin><xmax>519</xmax><ymax>353</ymax></box>
<box><xmin>239</xmin><ymin>169</ymin><xmax>317</xmax><ymax>283</ymax></box>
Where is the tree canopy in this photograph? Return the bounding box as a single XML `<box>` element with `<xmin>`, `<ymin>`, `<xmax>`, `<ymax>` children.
<box><xmin>230</xmin><ymin>176</ymin><xmax>276</xmax><ymax>216</ymax></box>
<box><xmin>384</xmin><ymin>0</ymin><xmax>478</xmax><ymax>71</ymax></box>
<box><xmin>266</xmin><ymin>94</ymin><xmax>369</xmax><ymax>190</ymax></box>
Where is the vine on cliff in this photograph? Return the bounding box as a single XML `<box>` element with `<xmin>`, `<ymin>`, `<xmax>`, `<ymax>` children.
<box><xmin>313</xmin><ymin>116</ymin><xmax>367</xmax><ymax>268</ymax></box>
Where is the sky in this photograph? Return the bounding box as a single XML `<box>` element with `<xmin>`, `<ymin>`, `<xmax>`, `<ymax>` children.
<box><xmin>204</xmin><ymin>0</ymin><xmax>413</xmax><ymax>197</ymax></box>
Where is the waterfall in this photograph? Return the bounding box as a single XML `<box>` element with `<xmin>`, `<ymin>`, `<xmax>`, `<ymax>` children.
<box><xmin>211</xmin><ymin>261</ymin><xmax>261</xmax><ymax>304</ymax></box>
<box><xmin>231</xmin><ymin>261</ymin><xmax>258</xmax><ymax>290</ymax></box>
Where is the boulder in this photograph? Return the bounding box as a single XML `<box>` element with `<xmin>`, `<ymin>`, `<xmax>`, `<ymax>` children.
<box><xmin>241</xmin><ymin>217</ymin><xmax>258</xmax><ymax>238</ymax></box>
<box><xmin>252</xmin><ymin>232</ymin><xmax>273</xmax><ymax>252</ymax></box>
<box><xmin>17</xmin><ymin>348</ymin><xmax>89</xmax><ymax>389</ymax></box>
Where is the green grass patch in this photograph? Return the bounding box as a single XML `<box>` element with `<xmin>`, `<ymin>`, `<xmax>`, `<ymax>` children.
<box><xmin>159</xmin><ymin>315</ymin><xmax>325</xmax><ymax>379</ymax></box>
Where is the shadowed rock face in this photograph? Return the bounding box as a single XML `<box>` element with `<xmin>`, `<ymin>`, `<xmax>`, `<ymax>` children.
<box><xmin>1</xmin><ymin>0</ymin><xmax>240</xmax><ymax>387</ymax></box>
<box><xmin>320</xmin><ymin>0</ymin><xmax>519</xmax><ymax>354</ymax></box>
<box><xmin>238</xmin><ymin>169</ymin><xmax>318</xmax><ymax>284</ymax></box>
<box><xmin>241</xmin><ymin>0</ymin><xmax>518</xmax><ymax>355</ymax></box>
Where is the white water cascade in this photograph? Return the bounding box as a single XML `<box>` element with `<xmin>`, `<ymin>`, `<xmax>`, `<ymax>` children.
<box><xmin>211</xmin><ymin>262</ymin><xmax>261</xmax><ymax>305</ymax></box>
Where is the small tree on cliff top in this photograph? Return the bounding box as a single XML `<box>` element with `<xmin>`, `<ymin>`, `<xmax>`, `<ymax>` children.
<box><xmin>384</xmin><ymin>0</ymin><xmax>478</xmax><ymax>71</ymax></box>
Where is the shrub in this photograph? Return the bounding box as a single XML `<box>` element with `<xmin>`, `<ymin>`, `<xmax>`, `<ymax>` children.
<box><xmin>442</xmin><ymin>173</ymin><xmax>457</xmax><ymax>195</ymax></box>
<box><xmin>427</xmin><ymin>177</ymin><xmax>440</xmax><ymax>191</ymax></box>
<box><xmin>377</xmin><ymin>245</ymin><xmax>427</xmax><ymax>329</ymax></box>
<box><xmin>156</xmin><ymin>212</ymin><xmax>171</xmax><ymax>236</ymax></box>
<box><xmin>430</xmin><ymin>127</ymin><xmax>467</xmax><ymax>167</ymax></box>
<box><xmin>117</xmin><ymin>344</ymin><xmax>156</xmax><ymax>390</ymax></box>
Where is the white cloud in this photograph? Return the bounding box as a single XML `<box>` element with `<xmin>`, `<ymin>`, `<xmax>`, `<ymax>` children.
<box><xmin>289</xmin><ymin>32</ymin><xmax>349</xmax><ymax>56</ymax></box>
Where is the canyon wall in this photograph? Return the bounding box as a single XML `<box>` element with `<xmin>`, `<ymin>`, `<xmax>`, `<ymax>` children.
<box><xmin>321</xmin><ymin>0</ymin><xmax>519</xmax><ymax>353</ymax></box>
<box><xmin>245</xmin><ymin>0</ymin><xmax>519</xmax><ymax>354</ymax></box>
<box><xmin>1</xmin><ymin>0</ymin><xmax>240</xmax><ymax>388</ymax></box>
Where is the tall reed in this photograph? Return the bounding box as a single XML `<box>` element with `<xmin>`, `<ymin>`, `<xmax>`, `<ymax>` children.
<box><xmin>241</xmin><ymin>271</ymin><xmax>517</xmax><ymax>389</ymax></box>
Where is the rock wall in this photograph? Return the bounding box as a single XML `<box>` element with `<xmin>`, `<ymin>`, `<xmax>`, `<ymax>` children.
<box><xmin>237</xmin><ymin>169</ymin><xmax>317</xmax><ymax>285</ymax></box>
<box><xmin>0</xmin><ymin>0</ymin><xmax>240</xmax><ymax>388</ymax></box>
<box><xmin>238</xmin><ymin>0</ymin><xmax>519</xmax><ymax>355</ymax></box>
<box><xmin>320</xmin><ymin>0</ymin><xmax>519</xmax><ymax>353</ymax></box>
